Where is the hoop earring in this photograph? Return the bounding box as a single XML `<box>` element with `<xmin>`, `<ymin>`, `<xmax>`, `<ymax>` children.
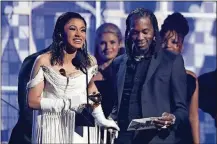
<box><xmin>59</xmin><ymin>33</ymin><xmax>62</xmax><ymax>38</ymax></box>
<box><xmin>127</xmin><ymin>32</ymin><xmax>130</xmax><ymax>39</ymax></box>
<box><xmin>83</xmin><ymin>42</ymin><xmax>86</xmax><ymax>49</ymax></box>
<box><xmin>58</xmin><ymin>40</ymin><xmax>64</xmax><ymax>48</ymax></box>
<box><xmin>131</xmin><ymin>42</ymin><xmax>135</xmax><ymax>52</ymax></box>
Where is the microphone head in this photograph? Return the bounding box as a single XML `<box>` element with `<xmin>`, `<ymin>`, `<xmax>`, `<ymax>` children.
<box><xmin>59</xmin><ymin>68</ymin><xmax>66</xmax><ymax>76</ymax></box>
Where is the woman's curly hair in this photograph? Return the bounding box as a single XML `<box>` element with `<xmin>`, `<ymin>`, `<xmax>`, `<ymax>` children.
<box><xmin>160</xmin><ymin>12</ymin><xmax>189</xmax><ymax>43</ymax></box>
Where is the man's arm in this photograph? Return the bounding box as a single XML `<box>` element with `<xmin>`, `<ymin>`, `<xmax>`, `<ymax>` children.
<box><xmin>187</xmin><ymin>71</ymin><xmax>199</xmax><ymax>144</ymax></box>
<box><xmin>189</xmin><ymin>79</ymin><xmax>199</xmax><ymax>144</ymax></box>
<box><xmin>198</xmin><ymin>72</ymin><xmax>216</xmax><ymax>118</ymax></box>
<box><xmin>107</xmin><ymin>56</ymin><xmax>122</xmax><ymax>121</ymax></box>
<box><xmin>18</xmin><ymin>56</ymin><xmax>35</xmax><ymax>118</ymax></box>
<box><xmin>171</xmin><ymin>54</ymin><xmax>188</xmax><ymax>129</ymax></box>
<box><xmin>108</xmin><ymin>100</ymin><xmax>118</xmax><ymax>121</ymax></box>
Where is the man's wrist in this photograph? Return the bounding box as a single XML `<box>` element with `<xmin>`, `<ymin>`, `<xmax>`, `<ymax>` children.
<box><xmin>171</xmin><ymin>114</ymin><xmax>176</xmax><ymax>125</ymax></box>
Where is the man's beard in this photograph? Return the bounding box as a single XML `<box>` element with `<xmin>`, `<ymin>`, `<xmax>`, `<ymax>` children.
<box><xmin>135</xmin><ymin>38</ymin><xmax>152</xmax><ymax>50</ymax></box>
<box><xmin>133</xmin><ymin>43</ymin><xmax>150</xmax><ymax>56</ymax></box>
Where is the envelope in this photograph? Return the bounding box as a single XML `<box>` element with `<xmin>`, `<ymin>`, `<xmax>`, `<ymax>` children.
<box><xmin>127</xmin><ymin>117</ymin><xmax>160</xmax><ymax>131</ymax></box>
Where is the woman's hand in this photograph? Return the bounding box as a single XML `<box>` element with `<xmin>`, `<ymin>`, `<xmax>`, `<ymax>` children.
<box><xmin>92</xmin><ymin>105</ymin><xmax>120</xmax><ymax>131</ymax></box>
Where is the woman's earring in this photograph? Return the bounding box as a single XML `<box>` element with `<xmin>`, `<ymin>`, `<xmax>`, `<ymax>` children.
<box><xmin>58</xmin><ymin>33</ymin><xmax>62</xmax><ymax>39</ymax></box>
<box><xmin>131</xmin><ymin>43</ymin><xmax>135</xmax><ymax>51</ymax></box>
<box><xmin>82</xmin><ymin>42</ymin><xmax>86</xmax><ymax>49</ymax></box>
<box><xmin>59</xmin><ymin>40</ymin><xmax>64</xmax><ymax>47</ymax></box>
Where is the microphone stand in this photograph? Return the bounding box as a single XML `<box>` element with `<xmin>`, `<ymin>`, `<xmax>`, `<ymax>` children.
<box><xmin>110</xmin><ymin>132</ymin><xmax>115</xmax><ymax>144</ymax></box>
<box><xmin>83</xmin><ymin>43</ymin><xmax>91</xmax><ymax>144</ymax></box>
<box><xmin>1</xmin><ymin>98</ymin><xmax>19</xmax><ymax>111</ymax></box>
<box><xmin>84</xmin><ymin>66</ymin><xmax>90</xmax><ymax>144</ymax></box>
<box><xmin>108</xmin><ymin>128</ymin><xmax>117</xmax><ymax>144</ymax></box>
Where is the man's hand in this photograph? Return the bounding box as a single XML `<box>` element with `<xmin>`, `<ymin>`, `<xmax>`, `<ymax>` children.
<box><xmin>153</xmin><ymin>112</ymin><xmax>176</xmax><ymax>129</ymax></box>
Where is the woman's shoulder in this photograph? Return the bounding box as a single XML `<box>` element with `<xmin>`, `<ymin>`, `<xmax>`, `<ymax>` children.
<box><xmin>35</xmin><ymin>51</ymin><xmax>52</xmax><ymax>67</ymax></box>
<box><xmin>88</xmin><ymin>54</ymin><xmax>97</xmax><ymax>66</ymax></box>
<box><xmin>186</xmin><ymin>70</ymin><xmax>197</xmax><ymax>79</ymax></box>
<box><xmin>186</xmin><ymin>70</ymin><xmax>197</xmax><ymax>89</ymax></box>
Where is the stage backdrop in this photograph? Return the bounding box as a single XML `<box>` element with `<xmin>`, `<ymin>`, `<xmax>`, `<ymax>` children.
<box><xmin>1</xmin><ymin>1</ymin><xmax>216</xmax><ymax>143</ymax></box>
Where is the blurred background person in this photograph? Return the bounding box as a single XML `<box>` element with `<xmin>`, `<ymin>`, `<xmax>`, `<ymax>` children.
<box><xmin>198</xmin><ymin>69</ymin><xmax>217</xmax><ymax>129</ymax></box>
<box><xmin>93</xmin><ymin>23</ymin><xmax>124</xmax><ymax>143</ymax></box>
<box><xmin>198</xmin><ymin>20</ymin><xmax>216</xmax><ymax>130</ymax></box>
<box><xmin>160</xmin><ymin>12</ymin><xmax>199</xmax><ymax>144</ymax></box>
<box><xmin>9</xmin><ymin>47</ymin><xmax>50</xmax><ymax>144</ymax></box>
<box><xmin>93</xmin><ymin>23</ymin><xmax>124</xmax><ymax>117</ymax></box>
<box><xmin>94</xmin><ymin>23</ymin><xmax>124</xmax><ymax>81</ymax></box>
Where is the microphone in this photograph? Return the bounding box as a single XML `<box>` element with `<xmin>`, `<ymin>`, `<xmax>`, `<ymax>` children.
<box><xmin>59</xmin><ymin>68</ymin><xmax>69</xmax><ymax>86</ymax></box>
<box><xmin>59</xmin><ymin>68</ymin><xmax>66</xmax><ymax>76</ymax></box>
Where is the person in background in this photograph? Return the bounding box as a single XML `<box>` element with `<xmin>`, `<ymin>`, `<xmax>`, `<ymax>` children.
<box><xmin>198</xmin><ymin>20</ymin><xmax>216</xmax><ymax>131</ymax></box>
<box><xmin>93</xmin><ymin>23</ymin><xmax>124</xmax><ymax>143</ymax></box>
<box><xmin>9</xmin><ymin>47</ymin><xmax>50</xmax><ymax>144</ymax></box>
<box><xmin>198</xmin><ymin>69</ymin><xmax>217</xmax><ymax>128</ymax></box>
<box><xmin>93</xmin><ymin>23</ymin><xmax>124</xmax><ymax>117</ymax></box>
<box><xmin>160</xmin><ymin>12</ymin><xmax>200</xmax><ymax>144</ymax></box>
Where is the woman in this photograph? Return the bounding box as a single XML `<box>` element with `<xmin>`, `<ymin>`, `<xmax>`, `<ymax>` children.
<box><xmin>94</xmin><ymin>23</ymin><xmax>124</xmax><ymax>72</ymax></box>
<box><xmin>27</xmin><ymin>12</ymin><xmax>119</xmax><ymax>143</ymax></box>
<box><xmin>160</xmin><ymin>12</ymin><xmax>199</xmax><ymax>144</ymax></box>
<box><xmin>93</xmin><ymin>23</ymin><xmax>124</xmax><ymax>143</ymax></box>
<box><xmin>93</xmin><ymin>23</ymin><xmax>124</xmax><ymax>117</ymax></box>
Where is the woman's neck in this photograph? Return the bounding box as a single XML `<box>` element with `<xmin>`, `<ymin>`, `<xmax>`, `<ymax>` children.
<box><xmin>99</xmin><ymin>59</ymin><xmax>113</xmax><ymax>70</ymax></box>
<box><xmin>64</xmin><ymin>50</ymin><xmax>77</xmax><ymax>64</ymax></box>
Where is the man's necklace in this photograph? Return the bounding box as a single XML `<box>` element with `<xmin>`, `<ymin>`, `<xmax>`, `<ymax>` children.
<box><xmin>134</xmin><ymin>55</ymin><xmax>145</xmax><ymax>62</ymax></box>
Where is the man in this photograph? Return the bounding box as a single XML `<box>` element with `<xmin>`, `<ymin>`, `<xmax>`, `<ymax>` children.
<box><xmin>9</xmin><ymin>47</ymin><xmax>50</xmax><ymax>144</ymax></box>
<box><xmin>198</xmin><ymin>69</ymin><xmax>217</xmax><ymax>128</ymax></box>
<box><xmin>198</xmin><ymin>20</ymin><xmax>216</xmax><ymax>129</ymax></box>
<box><xmin>108</xmin><ymin>8</ymin><xmax>188</xmax><ymax>144</ymax></box>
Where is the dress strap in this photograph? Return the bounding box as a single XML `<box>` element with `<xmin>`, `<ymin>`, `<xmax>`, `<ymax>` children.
<box><xmin>27</xmin><ymin>67</ymin><xmax>44</xmax><ymax>89</ymax></box>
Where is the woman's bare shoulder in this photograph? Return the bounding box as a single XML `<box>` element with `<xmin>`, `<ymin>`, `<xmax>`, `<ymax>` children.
<box><xmin>35</xmin><ymin>51</ymin><xmax>52</xmax><ymax>67</ymax></box>
<box><xmin>88</xmin><ymin>54</ymin><xmax>97</xmax><ymax>66</ymax></box>
<box><xmin>186</xmin><ymin>70</ymin><xmax>197</xmax><ymax>79</ymax></box>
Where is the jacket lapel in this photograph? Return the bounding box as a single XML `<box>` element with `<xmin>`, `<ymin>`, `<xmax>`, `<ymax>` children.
<box><xmin>115</xmin><ymin>51</ymin><xmax>162</xmax><ymax>111</ymax></box>
<box><xmin>117</xmin><ymin>55</ymin><xmax>128</xmax><ymax>109</ymax></box>
<box><xmin>144</xmin><ymin>50</ymin><xmax>163</xmax><ymax>86</ymax></box>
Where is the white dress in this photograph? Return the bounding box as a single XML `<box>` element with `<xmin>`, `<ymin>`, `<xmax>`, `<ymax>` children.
<box><xmin>27</xmin><ymin>64</ymin><xmax>105</xmax><ymax>144</ymax></box>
